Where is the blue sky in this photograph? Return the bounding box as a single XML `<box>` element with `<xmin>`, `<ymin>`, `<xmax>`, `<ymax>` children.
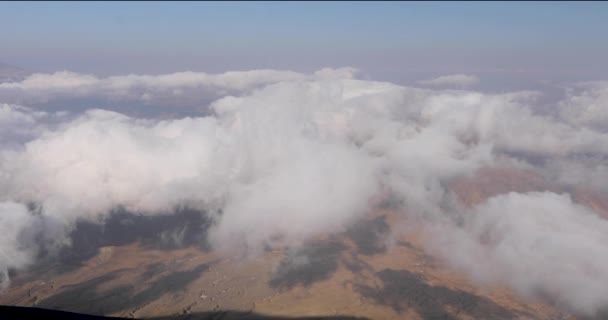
<box><xmin>1</xmin><ymin>1</ymin><xmax>608</xmax><ymax>83</ymax></box>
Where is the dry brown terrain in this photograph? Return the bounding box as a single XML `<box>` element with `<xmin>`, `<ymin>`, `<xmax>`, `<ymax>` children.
<box><xmin>1</xmin><ymin>166</ymin><xmax>599</xmax><ymax>320</ymax></box>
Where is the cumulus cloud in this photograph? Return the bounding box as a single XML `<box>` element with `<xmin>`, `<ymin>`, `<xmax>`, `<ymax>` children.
<box><xmin>558</xmin><ymin>81</ymin><xmax>608</xmax><ymax>131</ymax></box>
<box><xmin>419</xmin><ymin>74</ymin><xmax>479</xmax><ymax>87</ymax></box>
<box><xmin>0</xmin><ymin>202</ymin><xmax>37</xmax><ymax>289</ymax></box>
<box><xmin>0</xmin><ymin>104</ymin><xmax>43</xmax><ymax>139</ymax></box>
<box><xmin>433</xmin><ymin>192</ymin><xmax>608</xmax><ymax>317</ymax></box>
<box><xmin>0</xmin><ymin>69</ymin><xmax>607</xmax><ymax>315</ymax></box>
<box><xmin>0</xmin><ymin>104</ymin><xmax>70</xmax><ymax>149</ymax></box>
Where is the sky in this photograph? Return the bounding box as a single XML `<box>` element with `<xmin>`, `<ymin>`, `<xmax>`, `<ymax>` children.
<box><xmin>2</xmin><ymin>1</ymin><xmax>608</xmax><ymax>84</ymax></box>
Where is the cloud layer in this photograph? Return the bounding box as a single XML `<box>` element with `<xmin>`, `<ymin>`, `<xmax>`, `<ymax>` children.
<box><xmin>418</xmin><ymin>74</ymin><xmax>479</xmax><ymax>87</ymax></box>
<box><xmin>0</xmin><ymin>68</ymin><xmax>358</xmax><ymax>107</ymax></box>
<box><xmin>1</xmin><ymin>68</ymin><xmax>608</xmax><ymax>316</ymax></box>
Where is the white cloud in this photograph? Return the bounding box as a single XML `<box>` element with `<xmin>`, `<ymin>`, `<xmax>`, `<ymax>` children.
<box><xmin>0</xmin><ymin>104</ymin><xmax>70</xmax><ymax>149</ymax></box>
<box><xmin>419</xmin><ymin>74</ymin><xmax>480</xmax><ymax>87</ymax></box>
<box><xmin>0</xmin><ymin>202</ymin><xmax>40</xmax><ymax>289</ymax></box>
<box><xmin>433</xmin><ymin>192</ymin><xmax>608</xmax><ymax>317</ymax></box>
<box><xmin>0</xmin><ymin>67</ymin><xmax>358</xmax><ymax>106</ymax></box>
<box><xmin>0</xmin><ymin>71</ymin><xmax>607</xmax><ymax>315</ymax></box>
<box><xmin>558</xmin><ymin>81</ymin><xmax>608</xmax><ymax>131</ymax></box>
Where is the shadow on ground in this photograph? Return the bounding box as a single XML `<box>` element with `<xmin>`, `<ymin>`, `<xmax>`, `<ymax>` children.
<box><xmin>269</xmin><ymin>239</ymin><xmax>347</xmax><ymax>290</ymax></box>
<box><xmin>37</xmin><ymin>263</ymin><xmax>210</xmax><ymax>315</ymax></box>
<box><xmin>13</xmin><ymin>207</ymin><xmax>213</xmax><ymax>283</ymax></box>
<box><xmin>355</xmin><ymin>269</ymin><xmax>518</xmax><ymax>320</ymax></box>
<box><xmin>60</xmin><ymin>208</ymin><xmax>212</xmax><ymax>263</ymax></box>
<box><xmin>344</xmin><ymin>215</ymin><xmax>389</xmax><ymax>256</ymax></box>
<box><xmin>0</xmin><ymin>306</ymin><xmax>370</xmax><ymax>320</ymax></box>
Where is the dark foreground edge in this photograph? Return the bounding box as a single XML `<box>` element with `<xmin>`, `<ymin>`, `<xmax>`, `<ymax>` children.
<box><xmin>0</xmin><ymin>306</ymin><xmax>370</xmax><ymax>320</ymax></box>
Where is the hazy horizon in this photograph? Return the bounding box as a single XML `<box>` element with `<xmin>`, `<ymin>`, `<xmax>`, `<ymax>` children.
<box><xmin>2</xmin><ymin>2</ymin><xmax>608</xmax><ymax>82</ymax></box>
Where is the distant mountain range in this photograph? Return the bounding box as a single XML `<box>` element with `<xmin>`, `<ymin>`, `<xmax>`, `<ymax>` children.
<box><xmin>0</xmin><ymin>62</ymin><xmax>31</xmax><ymax>82</ymax></box>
